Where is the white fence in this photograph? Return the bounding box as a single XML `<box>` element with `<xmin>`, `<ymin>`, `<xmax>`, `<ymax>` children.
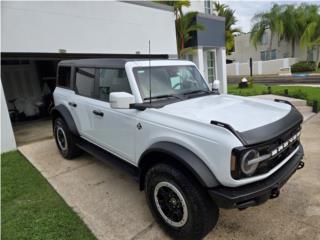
<box><xmin>227</xmin><ymin>58</ymin><xmax>298</xmax><ymax>76</ymax></box>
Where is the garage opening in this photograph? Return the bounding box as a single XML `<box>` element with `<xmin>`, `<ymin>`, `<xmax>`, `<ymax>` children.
<box><xmin>1</xmin><ymin>53</ymin><xmax>169</xmax><ymax>146</ymax></box>
<box><xmin>1</xmin><ymin>59</ymin><xmax>57</xmax><ymax>146</ymax></box>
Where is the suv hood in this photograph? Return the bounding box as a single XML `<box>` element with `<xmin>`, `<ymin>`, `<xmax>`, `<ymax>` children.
<box><xmin>156</xmin><ymin>94</ymin><xmax>293</xmax><ymax>133</ymax></box>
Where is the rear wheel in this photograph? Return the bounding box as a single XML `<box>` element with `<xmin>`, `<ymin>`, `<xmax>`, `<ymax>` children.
<box><xmin>54</xmin><ymin>117</ymin><xmax>81</xmax><ymax>159</ymax></box>
<box><xmin>145</xmin><ymin>164</ymin><xmax>219</xmax><ymax>240</ymax></box>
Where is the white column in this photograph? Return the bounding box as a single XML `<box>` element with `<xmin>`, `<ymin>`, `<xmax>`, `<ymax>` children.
<box><xmin>1</xmin><ymin>79</ymin><xmax>16</xmax><ymax>153</ymax></box>
<box><xmin>197</xmin><ymin>47</ymin><xmax>205</xmax><ymax>78</ymax></box>
<box><xmin>216</xmin><ymin>47</ymin><xmax>227</xmax><ymax>94</ymax></box>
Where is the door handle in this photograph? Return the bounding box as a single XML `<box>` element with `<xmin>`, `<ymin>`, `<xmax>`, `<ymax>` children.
<box><xmin>68</xmin><ymin>102</ymin><xmax>77</xmax><ymax>107</ymax></box>
<box><xmin>92</xmin><ymin>110</ymin><xmax>104</xmax><ymax>117</ymax></box>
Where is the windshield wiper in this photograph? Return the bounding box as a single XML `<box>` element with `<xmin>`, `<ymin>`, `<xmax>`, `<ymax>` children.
<box><xmin>183</xmin><ymin>90</ymin><xmax>211</xmax><ymax>96</ymax></box>
<box><xmin>144</xmin><ymin>94</ymin><xmax>182</xmax><ymax>101</ymax></box>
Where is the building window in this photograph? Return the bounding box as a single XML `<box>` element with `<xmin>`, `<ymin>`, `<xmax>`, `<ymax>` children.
<box><xmin>75</xmin><ymin>68</ymin><xmax>96</xmax><ymax>97</ymax></box>
<box><xmin>271</xmin><ymin>49</ymin><xmax>277</xmax><ymax>60</ymax></box>
<box><xmin>260</xmin><ymin>49</ymin><xmax>276</xmax><ymax>61</ymax></box>
<box><xmin>261</xmin><ymin>51</ymin><xmax>266</xmax><ymax>61</ymax></box>
<box><xmin>207</xmin><ymin>51</ymin><xmax>216</xmax><ymax>84</ymax></box>
<box><xmin>204</xmin><ymin>0</ymin><xmax>212</xmax><ymax>14</ymax></box>
<box><xmin>265</xmin><ymin>50</ymin><xmax>271</xmax><ymax>60</ymax></box>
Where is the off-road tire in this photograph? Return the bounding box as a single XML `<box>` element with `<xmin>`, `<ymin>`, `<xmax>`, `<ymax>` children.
<box><xmin>145</xmin><ymin>164</ymin><xmax>219</xmax><ymax>240</ymax></box>
<box><xmin>54</xmin><ymin>117</ymin><xmax>81</xmax><ymax>159</ymax></box>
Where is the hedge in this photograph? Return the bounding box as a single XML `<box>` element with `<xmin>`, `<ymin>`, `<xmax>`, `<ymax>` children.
<box><xmin>291</xmin><ymin>61</ymin><xmax>316</xmax><ymax>73</ymax></box>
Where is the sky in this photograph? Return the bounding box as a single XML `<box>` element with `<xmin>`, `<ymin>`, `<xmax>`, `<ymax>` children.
<box><xmin>219</xmin><ymin>0</ymin><xmax>320</xmax><ymax>33</ymax></box>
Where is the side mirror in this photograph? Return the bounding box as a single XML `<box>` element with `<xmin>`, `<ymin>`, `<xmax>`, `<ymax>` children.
<box><xmin>212</xmin><ymin>80</ymin><xmax>220</xmax><ymax>93</ymax></box>
<box><xmin>110</xmin><ymin>92</ymin><xmax>135</xmax><ymax>109</ymax></box>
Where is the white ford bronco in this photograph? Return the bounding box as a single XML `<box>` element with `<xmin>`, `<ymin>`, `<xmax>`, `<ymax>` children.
<box><xmin>53</xmin><ymin>59</ymin><xmax>304</xmax><ymax>239</ymax></box>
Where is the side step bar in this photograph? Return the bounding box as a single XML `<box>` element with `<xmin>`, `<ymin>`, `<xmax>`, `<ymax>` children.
<box><xmin>76</xmin><ymin>138</ymin><xmax>139</xmax><ymax>180</ymax></box>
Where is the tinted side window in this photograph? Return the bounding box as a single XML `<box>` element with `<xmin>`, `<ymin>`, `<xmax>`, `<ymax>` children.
<box><xmin>75</xmin><ymin>68</ymin><xmax>95</xmax><ymax>97</ymax></box>
<box><xmin>98</xmin><ymin>68</ymin><xmax>131</xmax><ymax>102</ymax></box>
<box><xmin>58</xmin><ymin>66</ymin><xmax>71</xmax><ymax>87</ymax></box>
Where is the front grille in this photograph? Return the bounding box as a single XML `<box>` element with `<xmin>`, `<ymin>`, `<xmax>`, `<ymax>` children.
<box><xmin>255</xmin><ymin>141</ymin><xmax>300</xmax><ymax>176</ymax></box>
<box><xmin>253</xmin><ymin>125</ymin><xmax>301</xmax><ymax>176</ymax></box>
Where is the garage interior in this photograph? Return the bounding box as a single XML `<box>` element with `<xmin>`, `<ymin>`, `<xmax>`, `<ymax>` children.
<box><xmin>1</xmin><ymin>53</ymin><xmax>168</xmax><ymax>146</ymax></box>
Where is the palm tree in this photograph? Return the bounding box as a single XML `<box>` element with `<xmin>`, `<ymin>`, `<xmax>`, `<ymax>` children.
<box><xmin>213</xmin><ymin>2</ymin><xmax>241</xmax><ymax>54</ymax></box>
<box><xmin>250</xmin><ymin>4</ymin><xmax>283</xmax><ymax>50</ymax></box>
<box><xmin>300</xmin><ymin>4</ymin><xmax>320</xmax><ymax>68</ymax></box>
<box><xmin>176</xmin><ymin>12</ymin><xmax>204</xmax><ymax>56</ymax></box>
<box><xmin>250</xmin><ymin>3</ymin><xmax>320</xmax><ymax>60</ymax></box>
<box><xmin>156</xmin><ymin>0</ymin><xmax>190</xmax><ymax>20</ymax></box>
<box><xmin>156</xmin><ymin>0</ymin><xmax>204</xmax><ymax>58</ymax></box>
<box><xmin>280</xmin><ymin>5</ymin><xmax>301</xmax><ymax>57</ymax></box>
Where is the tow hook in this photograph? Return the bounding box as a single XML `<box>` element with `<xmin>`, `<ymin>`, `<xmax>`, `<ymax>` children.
<box><xmin>297</xmin><ymin>161</ymin><xmax>305</xmax><ymax>170</ymax></box>
<box><xmin>270</xmin><ymin>188</ymin><xmax>280</xmax><ymax>199</ymax></box>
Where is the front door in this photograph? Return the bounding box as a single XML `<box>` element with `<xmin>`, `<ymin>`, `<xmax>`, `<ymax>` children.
<box><xmin>89</xmin><ymin>68</ymin><xmax>136</xmax><ymax>163</ymax></box>
<box><xmin>207</xmin><ymin>50</ymin><xmax>217</xmax><ymax>84</ymax></box>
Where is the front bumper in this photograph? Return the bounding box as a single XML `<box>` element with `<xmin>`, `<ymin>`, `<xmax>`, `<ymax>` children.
<box><xmin>209</xmin><ymin>144</ymin><xmax>304</xmax><ymax>209</ymax></box>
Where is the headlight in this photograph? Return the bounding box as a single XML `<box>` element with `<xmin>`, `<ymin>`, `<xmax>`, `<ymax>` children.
<box><xmin>240</xmin><ymin>149</ymin><xmax>259</xmax><ymax>176</ymax></box>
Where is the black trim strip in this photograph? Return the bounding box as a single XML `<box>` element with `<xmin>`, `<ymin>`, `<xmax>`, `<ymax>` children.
<box><xmin>210</xmin><ymin>107</ymin><xmax>303</xmax><ymax>146</ymax></box>
<box><xmin>210</xmin><ymin>120</ymin><xmax>246</xmax><ymax>145</ymax></box>
<box><xmin>274</xmin><ymin>99</ymin><xmax>294</xmax><ymax>107</ymax></box>
<box><xmin>240</xmin><ymin>107</ymin><xmax>303</xmax><ymax>146</ymax></box>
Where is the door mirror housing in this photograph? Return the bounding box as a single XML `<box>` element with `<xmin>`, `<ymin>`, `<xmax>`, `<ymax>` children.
<box><xmin>110</xmin><ymin>92</ymin><xmax>135</xmax><ymax>109</ymax></box>
<box><xmin>212</xmin><ymin>80</ymin><xmax>220</xmax><ymax>93</ymax></box>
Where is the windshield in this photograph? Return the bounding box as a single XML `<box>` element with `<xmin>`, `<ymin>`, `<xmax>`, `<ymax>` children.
<box><xmin>133</xmin><ymin>65</ymin><xmax>210</xmax><ymax>101</ymax></box>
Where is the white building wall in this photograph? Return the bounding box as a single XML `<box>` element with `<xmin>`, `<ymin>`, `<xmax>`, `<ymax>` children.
<box><xmin>232</xmin><ymin>29</ymin><xmax>313</xmax><ymax>63</ymax></box>
<box><xmin>183</xmin><ymin>1</ymin><xmax>205</xmax><ymax>13</ymax></box>
<box><xmin>1</xmin><ymin>80</ymin><xmax>16</xmax><ymax>153</ymax></box>
<box><xmin>227</xmin><ymin>58</ymin><xmax>298</xmax><ymax>76</ymax></box>
<box><xmin>1</xmin><ymin>1</ymin><xmax>177</xmax><ymax>55</ymax></box>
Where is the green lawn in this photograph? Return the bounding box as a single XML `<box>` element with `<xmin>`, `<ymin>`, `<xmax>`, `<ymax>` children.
<box><xmin>1</xmin><ymin>151</ymin><xmax>96</xmax><ymax>240</ymax></box>
<box><xmin>228</xmin><ymin>84</ymin><xmax>320</xmax><ymax>111</ymax></box>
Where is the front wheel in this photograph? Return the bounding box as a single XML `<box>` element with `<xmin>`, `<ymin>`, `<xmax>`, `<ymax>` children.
<box><xmin>145</xmin><ymin>164</ymin><xmax>219</xmax><ymax>240</ymax></box>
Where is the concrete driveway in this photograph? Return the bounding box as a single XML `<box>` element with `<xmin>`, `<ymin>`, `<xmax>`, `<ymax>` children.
<box><xmin>19</xmin><ymin>114</ymin><xmax>320</xmax><ymax>240</ymax></box>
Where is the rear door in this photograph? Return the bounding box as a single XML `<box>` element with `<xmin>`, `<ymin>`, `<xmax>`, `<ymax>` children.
<box><xmin>71</xmin><ymin>67</ymin><xmax>97</xmax><ymax>141</ymax></box>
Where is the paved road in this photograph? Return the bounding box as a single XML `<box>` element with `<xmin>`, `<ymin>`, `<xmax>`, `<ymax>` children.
<box><xmin>19</xmin><ymin>114</ymin><xmax>320</xmax><ymax>240</ymax></box>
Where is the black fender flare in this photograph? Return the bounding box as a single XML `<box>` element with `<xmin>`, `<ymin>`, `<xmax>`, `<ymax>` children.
<box><xmin>138</xmin><ymin>142</ymin><xmax>219</xmax><ymax>189</ymax></box>
<box><xmin>51</xmin><ymin>104</ymin><xmax>80</xmax><ymax>137</ymax></box>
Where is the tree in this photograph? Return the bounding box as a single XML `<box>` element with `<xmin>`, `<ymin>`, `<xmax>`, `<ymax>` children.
<box><xmin>250</xmin><ymin>4</ymin><xmax>283</xmax><ymax>50</ymax></box>
<box><xmin>176</xmin><ymin>12</ymin><xmax>204</xmax><ymax>57</ymax></box>
<box><xmin>281</xmin><ymin>5</ymin><xmax>301</xmax><ymax>57</ymax></box>
<box><xmin>156</xmin><ymin>0</ymin><xmax>204</xmax><ymax>58</ymax></box>
<box><xmin>300</xmin><ymin>4</ymin><xmax>320</xmax><ymax>69</ymax></box>
<box><xmin>213</xmin><ymin>2</ymin><xmax>241</xmax><ymax>54</ymax></box>
<box><xmin>155</xmin><ymin>0</ymin><xmax>190</xmax><ymax>19</ymax></box>
<box><xmin>250</xmin><ymin>3</ymin><xmax>320</xmax><ymax>61</ymax></box>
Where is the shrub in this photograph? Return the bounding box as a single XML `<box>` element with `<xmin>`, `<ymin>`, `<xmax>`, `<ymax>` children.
<box><xmin>291</xmin><ymin>61</ymin><xmax>316</xmax><ymax>73</ymax></box>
